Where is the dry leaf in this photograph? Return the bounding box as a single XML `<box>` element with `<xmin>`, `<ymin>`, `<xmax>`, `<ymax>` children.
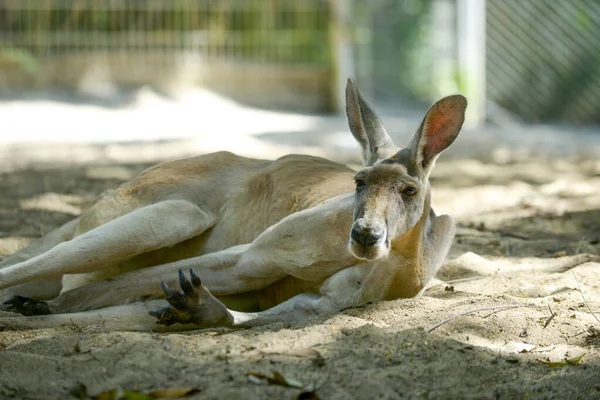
<box><xmin>246</xmin><ymin>371</ymin><xmax>305</xmax><ymax>389</ymax></box>
<box><xmin>271</xmin><ymin>371</ymin><xmax>288</xmax><ymax>386</ymax></box>
<box><xmin>274</xmin><ymin>371</ymin><xmax>304</xmax><ymax>389</ymax></box>
<box><xmin>565</xmin><ymin>354</ymin><xmax>585</xmax><ymax>365</ymax></box>
<box><xmin>247</xmin><ymin>374</ymin><xmax>268</xmax><ymax>385</ymax></box>
<box><xmin>537</xmin><ymin>353</ymin><xmax>585</xmax><ymax>367</ymax></box>
<box><xmin>148</xmin><ymin>388</ymin><xmax>200</xmax><ymax>398</ymax></box>
<box><xmin>92</xmin><ymin>386</ymin><xmax>199</xmax><ymax>400</ymax></box>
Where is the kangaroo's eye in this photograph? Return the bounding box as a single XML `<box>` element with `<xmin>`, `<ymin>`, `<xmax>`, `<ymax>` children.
<box><xmin>355</xmin><ymin>179</ymin><xmax>366</xmax><ymax>190</ymax></box>
<box><xmin>402</xmin><ymin>187</ymin><xmax>417</xmax><ymax>196</ymax></box>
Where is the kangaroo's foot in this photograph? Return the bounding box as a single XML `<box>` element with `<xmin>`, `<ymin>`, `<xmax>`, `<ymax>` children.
<box><xmin>3</xmin><ymin>296</ymin><xmax>52</xmax><ymax>316</ymax></box>
<box><xmin>149</xmin><ymin>269</ymin><xmax>233</xmax><ymax>328</ymax></box>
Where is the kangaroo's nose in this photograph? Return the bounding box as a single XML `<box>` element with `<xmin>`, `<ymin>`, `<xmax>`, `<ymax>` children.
<box><xmin>351</xmin><ymin>226</ymin><xmax>384</xmax><ymax>248</ymax></box>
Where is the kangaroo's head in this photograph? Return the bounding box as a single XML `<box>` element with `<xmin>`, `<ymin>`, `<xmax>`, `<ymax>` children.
<box><xmin>346</xmin><ymin>79</ymin><xmax>467</xmax><ymax>260</ymax></box>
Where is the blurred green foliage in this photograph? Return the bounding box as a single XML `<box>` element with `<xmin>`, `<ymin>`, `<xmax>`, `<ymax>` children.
<box><xmin>0</xmin><ymin>0</ymin><xmax>331</xmax><ymax>64</ymax></box>
<box><xmin>0</xmin><ymin>46</ymin><xmax>40</xmax><ymax>74</ymax></box>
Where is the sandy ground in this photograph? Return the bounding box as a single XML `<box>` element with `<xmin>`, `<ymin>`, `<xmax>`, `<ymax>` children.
<box><xmin>0</xmin><ymin>92</ymin><xmax>599</xmax><ymax>399</ymax></box>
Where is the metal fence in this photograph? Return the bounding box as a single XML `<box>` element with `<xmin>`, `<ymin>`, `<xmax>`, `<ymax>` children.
<box><xmin>0</xmin><ymin>0</ymin><xmax>330</xmax><ymax>63</ymax></box>
<box><xmin>486</xmin><ymin>0</ymin><xmax>600</xmax><ymax>124</ymax></box>
<box><xmin>0</xmin><ymin>0</ymin><xmax>445</xmax><ymax>113</ymax></box>
<box><xmin>0</xmin><ymin>0</ymin><xmax>333</xmax><ymax>111</ymax></box>
<box><xmin>1</xmin><ymin>0</ymin><xmax>599</xmax><ymax>123</ymax></box>
<box><xmin>354</xmin><ymin>0</ymin><xmax>600</xmax><ymax>124</ymax></box>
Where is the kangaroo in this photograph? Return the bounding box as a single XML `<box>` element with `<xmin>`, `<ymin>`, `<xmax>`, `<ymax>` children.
<box><xmin>0</xmin><ymin>80</ymin><xmax>466</xmax><ymax>331</ymax></box>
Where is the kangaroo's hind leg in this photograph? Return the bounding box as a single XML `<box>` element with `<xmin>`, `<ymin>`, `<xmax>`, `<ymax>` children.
<box><xmin>1</xmin><ymin>200</ymin><xmax>215</xmax><ymax>314</ymax></box>
<box><xmin>0</xmin><ymin>218</ymin><xmax>81</xmax><ymax>270</ymax></box>
<box><xmin>0</xmin><ymin>218</ymin><xmax>82</xmax><ymax>304</ymax></box>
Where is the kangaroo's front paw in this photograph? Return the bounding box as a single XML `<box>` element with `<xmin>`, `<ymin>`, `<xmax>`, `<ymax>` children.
<box><xmin>149</xmin><ymin>269</ymin><xmax>233</xmax><ymax>328</ymax></box>
<box><xmin>3</xmin><ymin>296</ymin><xmax>52</xmax><ymax>316</ymax></box>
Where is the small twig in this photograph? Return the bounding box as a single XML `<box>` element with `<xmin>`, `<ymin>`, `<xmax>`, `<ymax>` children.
<box><xmin>544</xmin><ymin>304</ymin><xmax>557</xmax><ymax>328</ymax></box>
<box><xmin>426</xmin><ymin>304</ymin><xmax>528</xmax><ymax>333</ymax></box>
<box><xmin>572</xmin><ymin>272</ymin><xmax>600</xmax><ymax>325</ymax></box>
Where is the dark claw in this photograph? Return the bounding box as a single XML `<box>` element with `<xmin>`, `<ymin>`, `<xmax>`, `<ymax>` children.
<box><xmin>148</xmin><ymin>309</ymin><xmax>161</xmax><ymax>318</ymax></box>
<box><xmin>160</xmin><ymin>281</ymin><xmax>179</xmax><ymax>298</ymax></box>
<box><xmin>189</xmin><ymin>268</ymin><xmax>202</xmax><ymax>287</ymax></box>
<box><xmin>3</xmin><ymin>296</ymin><xmax>52</xmax><ymax>316</ymax></box>
<box><xmin>3</xmin><ymin>297</ymin><xmax>18</xmax><ymax>306</ymax></box>
<box><xmin>179</xmin><ymin>269</ymin><xmax>194</xmax><ymax>296</ymax></box>
<box><xmin>160</xmin><ymin>282</ymin><xmax>187</xmax><ymax>310</ymax></box>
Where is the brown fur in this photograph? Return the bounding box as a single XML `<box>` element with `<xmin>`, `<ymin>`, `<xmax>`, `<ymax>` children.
<box><xmin>62</xmin><ymin>153</ymin><xmax>356</xmax><ymax>293</ymax></box>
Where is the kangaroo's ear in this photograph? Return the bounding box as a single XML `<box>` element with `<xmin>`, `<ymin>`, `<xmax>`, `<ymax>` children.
<box><xmin>408</xmin><ymin>95</ymin><xmax>467</xmax><ymax>173</ymax></box>
<box><xmin>345</xmin><ymin>79</ymin><xmax>398</xmax><ymax>166</ymax></box>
